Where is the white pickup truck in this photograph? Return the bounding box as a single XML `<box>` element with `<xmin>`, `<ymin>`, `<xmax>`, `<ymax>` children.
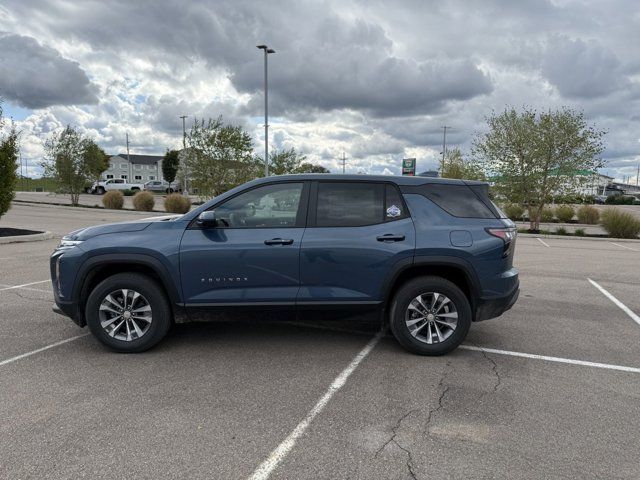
<box><xmin>89</xmin><ymin>179</ymin><xmax>145</xmax><ymax>194</ymax></box>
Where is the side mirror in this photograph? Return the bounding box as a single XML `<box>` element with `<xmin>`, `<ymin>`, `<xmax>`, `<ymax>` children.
<box><xmin>197</xmin><ymin>210</ymin><xmax>217</xmax><ymax>228</ymax></box>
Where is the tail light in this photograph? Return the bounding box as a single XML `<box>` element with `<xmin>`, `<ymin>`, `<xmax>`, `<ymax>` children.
<box><xmin>486</xmin><ymin>227</ymin><xmax>517</xmax><ymax>257</ymax></box>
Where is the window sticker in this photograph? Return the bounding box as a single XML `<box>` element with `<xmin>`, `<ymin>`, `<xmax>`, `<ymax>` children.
<box><xmin>386</xmin><ymin>204</ymin><xmax>402</xmax><ymax>217</ymax></box>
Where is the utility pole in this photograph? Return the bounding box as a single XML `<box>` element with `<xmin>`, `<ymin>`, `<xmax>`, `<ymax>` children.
<box><xmin>126</xmin><ymin>132</ymin><xmax>131</xmax><ymax>181</ymax></box>
<box><xmin>636</xmin><ymin>164</ymin><xmax>639</xmax><ymax>186</ymax></box>
<box><xmin>441</xmin><ymin>126</ymin><xmax>450</xmax><ymax>172</ymax></box>
<box><xmin>342</xmin><ymin>151</ymin><xmax>346</xmax><ymax>174</ymax></box>
<box><xmin>257</xmin><ymin>45</ymin><xmax>275</xmax><ymax>177</ymax></box>
<box><xmin>20</xmin><ymin>154</ymin><xmax>24</xmax><ymax>191</ymax></box>
<box><xmin>180</xmin><ymin>115</ymin><xmax>188</xmax><ymax>194</ymax></box>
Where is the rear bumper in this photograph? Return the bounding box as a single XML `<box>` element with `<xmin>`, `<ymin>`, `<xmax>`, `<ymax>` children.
<box><xmin>475</xmin><ymin>281</ymin><xmax>520</xmax><ymax>322</ymax></box>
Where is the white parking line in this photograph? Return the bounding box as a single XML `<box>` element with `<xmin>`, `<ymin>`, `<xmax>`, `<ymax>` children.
<box><xmin>460</xmin><ymin>345</ymin><xmax>640</xmax><ymax>374</ymax></box>
<box><xmin>536</xmin><ymin>238</ymin><xmax>551</xmax><ymax>248</ymax></box>
<box><xmin>0</xmin><ymin>334</ymin><xmax>89</xmax><ymax>368</ymax></box>
<box><xmin>588</xmin><ymin>278</ymin><xmax>640</xmax><ymax>328</ymax></box>
<box><xmin>248</xmin><ymin>332</ymin><xmax>383</xmax><ymax>480</ymax></box>
<box><xmin>0</xmin><ymin>283</ymin><xmax>52</xmax><ymax>293</ymax></box>
<box><xmin>610</xmin><ymin>242</ymin><xmax>639</xmax><ymax>252</ymax></box>
<box><xmin>0</xmin><ymin>280</ymin><xmax>51</xmax><ymax>292</ymax></box>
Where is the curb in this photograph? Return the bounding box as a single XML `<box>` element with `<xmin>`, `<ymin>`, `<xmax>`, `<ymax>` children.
<box><xmin>12</xmin><ymin>200</ymin><xmax>170</xmax><ymax>215</ymax></box>
<box><xmin>518</xmin><ymin>233</ymin><xmax>640</xmax><ymax>243</ymax></box>
<box><xmin>0</xmin><ymin>231</ymin><xmax>55</xmax><ymax>245</ymax></box>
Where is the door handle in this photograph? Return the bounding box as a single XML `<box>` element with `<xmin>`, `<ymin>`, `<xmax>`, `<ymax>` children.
<box><xmin>264</xmin><ymin>238</ymin><xmax>294</xmax><ymax>246</ymax></box>
<box><xmin>376</xmin><ymin>234</ymin><xmax>405</xmax><ymax>242</ymax></box>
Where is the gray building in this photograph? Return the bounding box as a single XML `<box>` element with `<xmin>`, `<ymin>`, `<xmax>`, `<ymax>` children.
<box><xmin>103</xmin><ymin>154</ymin><xmax>164</xmax><ymax>183</ymax></box>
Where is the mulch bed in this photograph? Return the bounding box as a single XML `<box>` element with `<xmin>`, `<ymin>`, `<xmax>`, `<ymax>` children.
<box><xmin>0</xmin><ymin>227</ymin><xmax>44</xmax><ymax>237</ymax></box>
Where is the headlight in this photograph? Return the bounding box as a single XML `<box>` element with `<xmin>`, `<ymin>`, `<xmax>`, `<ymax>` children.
<box><xmin>57</xmin><ymin>237</ymin><xmax>84</xmax><ymax>250</ymax></box>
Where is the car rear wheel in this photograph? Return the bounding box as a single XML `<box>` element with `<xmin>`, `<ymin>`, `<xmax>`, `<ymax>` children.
<box><xmin>85</xmin><ymin>273</ymin><xmax>172</xmax><ymax>353</ymax></box>
<box><xmin>96</xmin><ymin>187</ymin><xmax>105</xmax><ymax>195</ymax></box>
<box><xmin>390</xmin><ymin>276</ymin><xmax>471</xmax><ymax>355</ymax></box>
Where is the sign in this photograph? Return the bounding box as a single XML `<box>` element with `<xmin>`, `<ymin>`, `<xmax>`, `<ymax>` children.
<box><xmin>402</xmin><ymin>158</ymin><xmax>416</xmax><ymax>176</ymax></box>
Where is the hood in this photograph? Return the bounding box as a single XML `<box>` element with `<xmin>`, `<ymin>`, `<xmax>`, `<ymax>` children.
<box><xmin>66</xmin><ymin>215</ymin><xmax>181</xmax><ymax>241</ymax></box>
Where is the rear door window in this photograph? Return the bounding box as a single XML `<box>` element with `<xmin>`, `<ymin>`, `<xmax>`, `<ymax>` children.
<box><xmin>316</xmin><ymin>182</ymin><xmax>384</xmax><ymax>227</ymax></box>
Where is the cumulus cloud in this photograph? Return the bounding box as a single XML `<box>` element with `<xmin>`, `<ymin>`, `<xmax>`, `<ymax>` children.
<box><xmin>0</xmin><ymin>33</ymin><xmax>98</xmax><ymax>108</ymax></box>
<box><xmin>541</xmin><ymin>36</ymin><xmax>627</xmax><ymax>99</ymax></box>
<box><xmin>1</xmin><ymin>0</ymin><xmax>639</xmax><ymax>180</ymax></box>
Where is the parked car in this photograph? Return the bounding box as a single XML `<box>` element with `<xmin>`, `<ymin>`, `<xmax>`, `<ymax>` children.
<box><xmin>51</xmin><ymin>174</ymin><xmax>519</xmax><ymax>355</ymax></box>
<box><xmin>143</xmin><ymin>180</ymin><xmax>182</xmax><ymax>194</ymax></box>
<box><xmin>594</xmin><ymin>194</ymin><xmax>608</xmax><ymax>205</ymax></box>
<box><xmin>90</xmin><ymin>179</ymin><xmax>145</xmax><ymax>194</ymax></box>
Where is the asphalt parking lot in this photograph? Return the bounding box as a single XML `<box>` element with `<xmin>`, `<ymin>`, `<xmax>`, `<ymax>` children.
<box><xmin>1</xmin><ymin>203</ymin><xmax>639</xmax><ymax>479</ymax></box>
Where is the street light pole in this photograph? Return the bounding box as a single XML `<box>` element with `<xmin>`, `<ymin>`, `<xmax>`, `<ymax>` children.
<box><xmin>257</xmin><ymin>45</ymin><xmax>275</xmax><ymax>177</ymax></box>
<box><xmin>440</xmin><ymin>126</ymin><xmax>450</xmax><ymax>173</ymax></box>
<box><xmin>179</xmin><ymin>115</ymin><xmax>188</xmax><ymax>194</ymax></box>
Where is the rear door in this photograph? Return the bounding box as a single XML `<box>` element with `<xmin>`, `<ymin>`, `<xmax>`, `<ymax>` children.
<box><xmin>298</xmin><ymin>181</ymin><xmax>415</xmax><ymax>306</ymax></box>
<box><xmin>179</xmin><ymin>181</ymin><xmax>309</xmax><ymax>306</ymax></box>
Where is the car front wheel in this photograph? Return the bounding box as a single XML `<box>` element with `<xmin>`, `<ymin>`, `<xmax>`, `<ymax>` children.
<box><xmin>390</xmin><ymin>276</ymin><xmax>471</xmax><ymax>355</ymax></box>
<box><xmin>85</xmin><ymin>273</ymin><xmax>172</xmax><ymax>353</ymax></box>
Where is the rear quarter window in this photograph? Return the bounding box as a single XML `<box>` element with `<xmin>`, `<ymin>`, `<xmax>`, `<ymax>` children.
<box><xmin>410</xmin><ymin>184</ymin><xmax>496</xmax><ymax>219</ymax></box>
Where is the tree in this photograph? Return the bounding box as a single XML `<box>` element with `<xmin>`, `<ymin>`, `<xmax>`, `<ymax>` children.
<box><xmin>269</xmin><ymin>148</ymin><xmax>306</xmax><ymax>175</ymax></box>
<box><xmin>184</xmin><ymin>117</ymin><xmax>259</xmax><ymax>198</ymax></box>
<box><xmin>472</xmin><ymin>107</ymin><xmax>605</xmax><ymax>231</ymax></box>
<box><xmin>0</xmin><ymin>104</ymin><xmax>19</xmax><ymax>220</ymax></box>
<box><xmin>43</xmin><ymin>125</ymin><xmax>106</xmax><ymax>206</ymax></box>
<box><xmin>440</xmin><ymin>147</ymin><xmax>485</xmax><ymax>181</ymax></box>
<box><xmin>162</xmin><ymin>149</ymin><xmax>180</xmax><ymax>184</ymax></box>
<box><xmin>82</xmin><ymin>139</ymin><xmax>110</xmax><ymax>183</ymax></box>
<box><xmin>295</xmin><ymin>162</ymin><xmax>330</xmax><ymax>174</ymax></box>
<box><xmin>268</xmin><ymin>147</ymin><xmax>329</xmax><ymax>174</ymax></box>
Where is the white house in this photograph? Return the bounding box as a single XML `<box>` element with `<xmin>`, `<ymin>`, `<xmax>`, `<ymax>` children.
<box><xmin>103</xmin><ymin>154</ymin><xmax>165</xmax><ymax>183</ymax></box>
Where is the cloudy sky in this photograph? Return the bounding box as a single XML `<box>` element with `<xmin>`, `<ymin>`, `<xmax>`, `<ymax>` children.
<box><xmin>1</xmin><ymin>0</ymin><xmax>639</xmax><ymax>180</ymax></box>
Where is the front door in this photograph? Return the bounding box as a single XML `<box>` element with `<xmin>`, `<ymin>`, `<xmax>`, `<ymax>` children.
<box><xmin>298</xmin><ymin>181</ymin><xmax>415</xmax><ymax>306</ymax></box>
<box><xmin>179</xmin><ymin>182</ymin><xmax>309</xmax><ymax>307</ymax></box>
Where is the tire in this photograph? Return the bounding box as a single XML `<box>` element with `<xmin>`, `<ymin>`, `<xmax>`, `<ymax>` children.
<box><xmin>97</xmin><ymin>187</ymin><xmax>105</xmax><ymax>195</ymax></box>
<box><xmin>85</xmin><ymin>273</ymin><xmax>172</xmax><ymax>353</ymax></box>
<box><xmin>390</xmin><ymin>276</ymin><xmax>471</xmax><ymax>356</ymax></box>
<box><xmin>166</xmin><ymin>188</ymin><xmax>173</xmax><ymax>194</ymax></box>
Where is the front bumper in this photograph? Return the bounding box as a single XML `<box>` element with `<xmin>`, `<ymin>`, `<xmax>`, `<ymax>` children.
<box><xmin>52</xmin><ymin>293</ymin><xmax>85</xmax><ymax>327</ymax></box>
<box><xmin>475</xmin><ymin>281</ymin><xmax>520</xmax><ymax>322</ymax></box>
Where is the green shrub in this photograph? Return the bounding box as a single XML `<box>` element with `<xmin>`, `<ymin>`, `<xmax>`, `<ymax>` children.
<box><xmin>556</xmin><ymin>227</ymin><xmax>568</xmax><ymax>235</ymax></box>
<box><xmin>574</xmin><ymin>228</ymin><xmax>586</xmax><ymax>236</ymax></box>
<box><xmin>132</xmin><ymin>191</ymin><xmax>155</xmax><ymax>211</ymax></box>
<box><xmin>539</xmin><ymin>206</ymin><xmax>554</xmax><ymax>222</ymax></box>
<box><xmin>600</xmin><ymin>209</ymin><xmax>640</xmax><ymax>239</ymax></box>
<box><xmin>164</xmin><ymin>193</ymin><xmax>191</xmax><ymax>214</ymax></box>
<box><xmin>555</xmin><ymin>204</ymin><xmax>575</xmax><ymax>223</ymax></box>
<box><xmin>605</xmin><ymin>195</ymin><xmax>634</xmax><ymax>205</ymax></box>
<box><xmin>102</xmin><ymin>190</ymin><xmax>124</xmax><ymax>210</ymax></box>
<box><xmin>122</xmin><ymin>189</ymin><xmax>135</xmax><ymax>197</ymax></box>
<box><xmin>577</xmin><ymin>205</ymin><xmax>599</xmax><ymax>224</ymax></box>
<box><xmin>0</xmin><ymin>125</ymin><xmax>19</xmax><ymax>220</ymax></box>
<box><xmin>503</xmin><ymin>203</ymin><xmax>525</xmax><ymax>220</ymax></box>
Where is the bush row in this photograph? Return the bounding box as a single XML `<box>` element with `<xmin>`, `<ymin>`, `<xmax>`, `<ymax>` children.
<box><xmin>102</xmin><ymin>190</ymin><xmax>191</xmax><ymax>214</ymax></box>
<box><xmin>605</xmin><ymin>195</ymin><xmax>636</xmax><ymax>205</ymax></box>
<box><xmin>502</xmin><ymin>204</ymin><xmax>603</xmax><ymax>225</ymax></box>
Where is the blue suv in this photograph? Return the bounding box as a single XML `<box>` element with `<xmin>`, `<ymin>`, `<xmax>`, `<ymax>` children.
<box><xmin>51</xmin><ymin>174</ymin><xmax>519</xmax><ymax>355</ymax></box>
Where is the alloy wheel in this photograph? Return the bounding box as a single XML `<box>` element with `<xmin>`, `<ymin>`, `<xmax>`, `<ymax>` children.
<box><xmin>405</xmin><ymin>292</ymin><xmax>458</xmax><ymax>344</ymax></box>
<box><xmin>98</xmin><ymin>289</ymin><xmax>153</xmax><ymax>341</ymax></box>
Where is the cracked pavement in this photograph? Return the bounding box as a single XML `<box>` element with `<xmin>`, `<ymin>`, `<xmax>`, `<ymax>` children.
<box><xmin>2</xmin><ymin>206</ymin><xmax>640</xmax><ymax>479</ymax></box>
